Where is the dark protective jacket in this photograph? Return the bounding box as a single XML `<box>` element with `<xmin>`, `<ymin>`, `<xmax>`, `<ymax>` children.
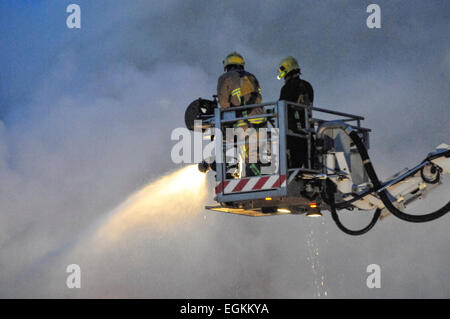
<box><xmin>217</xmin><ymin>67</ymin><xmax>263</xmax><ymax>123</ymax></box>
<box><xmin>279</xmin><ymin>73</ymin><xmax>314</xmax><ymax>130</ymax></box>
<box><xmin>279</xmin><ymin>72</ymin><xmax>314</xmax><ymax>168</ymax></box>
<box><xmin>279</xmin><ymin>73</ymin><xmax>314</xmax><ymax>103</ymax></box>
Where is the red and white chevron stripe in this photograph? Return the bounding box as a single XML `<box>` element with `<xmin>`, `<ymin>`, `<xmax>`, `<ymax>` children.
<box><xmin>215</xmin><ymin>174</ymin><xmax>286</xmax><ymax>194</ymax></box>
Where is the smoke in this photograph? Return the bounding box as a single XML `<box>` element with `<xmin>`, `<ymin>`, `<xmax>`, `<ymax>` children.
<box><xmin>1</xmin><ymin>0</ymin><xmax>449</xmax><ymax>298</ymax></box>
<box><xmin>0</xmin><ymin>49</ymin><xmax>212</xmax><ymax>296</ymax></box>
<box><xmin>11</xmin><ymin>165</ymin><xmax>209</xmax><ymax>298</ymax></box>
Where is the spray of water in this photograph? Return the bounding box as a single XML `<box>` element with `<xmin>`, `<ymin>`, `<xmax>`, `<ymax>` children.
<box><xmin>91</xmin><ymin>164</ymin><xmax>207</xmax><ymax>243</ymax></box>
<box><xmin>306</xmin><ymin>219</ymin><xmax>329</xmax><ymax>298</ymax></box>
<box><xmin>19</xmin><ymin>165</ymin><xmax>208</xmax><ymax>296</ymax></box>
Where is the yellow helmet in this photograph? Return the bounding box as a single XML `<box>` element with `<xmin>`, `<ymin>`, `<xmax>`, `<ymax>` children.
<box><xmin>277</xmin><ymin>56</ymin><xmax>300</xmax><ymax>80</ymax></box>
<box><xmin>223</xmin><ymin>52</ymin><xmax>245</xmax><ymax>70</ymax></box>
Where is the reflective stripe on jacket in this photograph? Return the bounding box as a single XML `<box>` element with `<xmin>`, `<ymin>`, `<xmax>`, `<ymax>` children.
<box><xmin>217</xmin><ymin>69</ymin><xmax>264</xmax><ymax>125</ymax></box>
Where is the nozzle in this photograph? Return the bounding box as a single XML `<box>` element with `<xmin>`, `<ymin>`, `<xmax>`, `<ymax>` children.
<box><xmin>198</xmin><ymin>161</ymin><xmax>210</xmax><ymax>173</ymax></box>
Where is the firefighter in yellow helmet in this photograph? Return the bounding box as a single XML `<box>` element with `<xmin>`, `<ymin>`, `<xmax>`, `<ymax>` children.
<box><xmin>217</xmin><ymin>52</ymin><xmax>263</xmax><ymax>111</ymax></box>
<box><xmin>217</xmin><ymin>52</ymin><xmax>265</xmax><ymax>176</ymax></box>
<box><xmin>278</xmin><ymin>56</ymin><xmax>314</xmax><ymax>168</ymax></box>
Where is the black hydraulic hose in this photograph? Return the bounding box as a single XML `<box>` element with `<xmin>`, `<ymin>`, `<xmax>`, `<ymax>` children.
<box><xmin>378</xmin><ymin>191</ymin><xmax>450</xmax><ymax>223</ymax></box>
<box><xmin>322</xmin><ymin>181</ymin><xmax>382</xmax><ymax>235</ymax></box>
<box><xmin>347</xmin><ymin>129</ymin><xmax>450</xmax><ymax>223</ymax></box>
<box><xmin>420</xmin><ymin>165</ymin><xmax>440</xmax><ymax>184</ymax></box>
<box><xmin>334</xmin><ymin>188</ymin><xmax>375</xmax><ymax>209</ymax></box>
<box><xmin>331</xmin><ymin>205</ymin><xmax>382</xmax><ymax>236</ymax></box>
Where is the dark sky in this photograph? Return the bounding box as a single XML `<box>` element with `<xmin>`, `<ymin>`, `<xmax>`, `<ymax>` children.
<box><xmin>0</xmin><ymin>0</ymin><xmax>449</xmax><ymax>297</ymax></box>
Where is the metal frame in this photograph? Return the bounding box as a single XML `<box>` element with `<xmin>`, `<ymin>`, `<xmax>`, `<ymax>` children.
<box><xmin>214</xmin><ymin>102</ymin><xmax>288</xmax><ymax>203</ymax></box>
<box><xmin>213</xmin><ymin>101</ymin><xmax>369</xmax><ymax>204</ymax></box>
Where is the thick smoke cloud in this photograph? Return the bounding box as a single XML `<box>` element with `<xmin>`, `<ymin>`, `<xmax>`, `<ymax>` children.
<box><xmin>0</xmin><ymin>0</ymin><xmax>449</xmax><ymax>298</ymax></box>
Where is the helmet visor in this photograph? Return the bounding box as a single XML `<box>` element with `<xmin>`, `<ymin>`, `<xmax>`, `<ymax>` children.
<box><xmin>277</xmin><ymin>66</ymin><xmax>287</xmax><ymax>80</ymax></box>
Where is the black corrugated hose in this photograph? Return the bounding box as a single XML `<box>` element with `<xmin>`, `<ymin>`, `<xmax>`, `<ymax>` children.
<box><xmin>320</xmin><ymin>123</ymin><xmax>450</xmax><ymax>235</ymax></box>
<box><xmin>347</xmin><ymin>129</ymin><xmax>450</xmax><ymax>223</ymax></box>
<box><xmin>322</xmin><ymin>179</ymin><xmax>382</xmax><ymax>236</ymax></box>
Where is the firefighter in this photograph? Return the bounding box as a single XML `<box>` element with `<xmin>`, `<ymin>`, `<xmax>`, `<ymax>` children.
<box><xmin>277</xmin><ymin>56</ymin><xmax>314</xmax><ymax>168</ymax></box>
<box><xmin>217</xmin><ymin>52</ymin><xmax>263</xmax><ymax>114</ymax></box>
<box><xmin>217</xmin><ymin>52</ymin><xmax>265</xmax><ymax>176</ymax></box>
